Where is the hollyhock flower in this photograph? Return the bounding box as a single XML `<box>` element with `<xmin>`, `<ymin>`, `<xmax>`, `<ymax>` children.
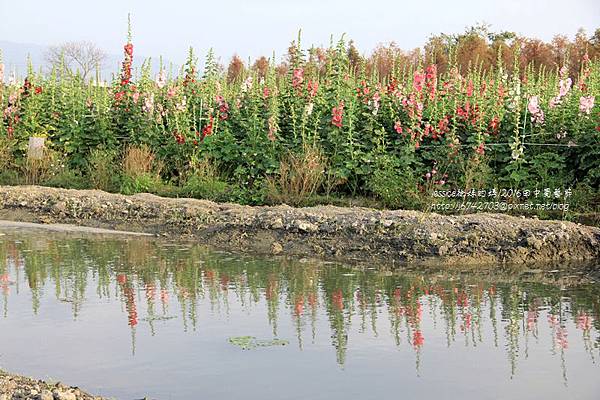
<box><xmin>216</xmin><ymin>95</ymin><xmax>230</xmax><ymax>120</ymax></box>
<box><xmin>370</xmin><ymin>92</ymin><xmax>381</xmax><ymax>115</ymax></box>
<box><xmin>413</xmin><ymin>70</ymin><xmax>425</xmax><ymax>93</ymax></box>
<box><xmin>489</xmin><ymin>116</ymin><xmax>500</xmax><ymax>134</ymax></box>
<box><xmin>307</xmin><ymin>79</ymin><xmax>319</xmax><ymax>97</ymax></box>
<box><xmin>558</xmin><ymin>78</ymin><xmax>572</xmax><ymax>97</ymax></box>
<box><xmin>304</xmin><ymin>102</ymin><xmax>314</xmax><ymax>116</ymax></box>
<box><xmin>466</xmin><ymin>80</ymin><xmax>474</xmax><ymax>97</ymax></box>
<box><xmin>34</xmin><ymin>86</ymin><xmax>43</xmax><ymax>95</ymax></box>
<box><xmin>167</xmin><ymin>86</ymin><xmax>177</xmax><ymax>98</ymax></box>
<box><xmin>142</xmin><ymin>94</ymin><xmax>155</xmax><ymax>114</ymax></box>
<box><xmin>155</xmin><ymin>70</ymin><xmax>167</xmax><ymax>89</ymax></box>
<box><xmin>241</xmin><ymin>76</ymin><xmax>253</xmax><ymax>93</ymax></box>
<box><xmin>114</xmin><ymin>91</ymin><xmax>125</xmax><ymax>102</ymax></box>
<box><xmin>202</xmin><ymin>115</ymin><xmax>214</xmax><ymax>138</ymax></box>
<box><xmin>124</xmin><ymin>43</ymin><xmax>133</xmax><ymax>57</ymax></box>
<box><xmin>528</xmin><ymin>96</ymin><xmax>545</xmax><ymax>124</ymax></box>
<box><xmin>579</xmin><ymin>96</ymin><xmax>595</xmax><ymax>114</ymax></box>
<box><xmin>475</xmin><ymin>142</ymin><xmax>485</xmax><ymax>155</ymax></box>
<box><xmin>175</xmin><ymin>97</ymin><xmax>187</xmax><ymax>112</ymax></box>
<box><xmin>132</xmin><ymin>91</ymin><xmax>140</xmax><ymax>103</ymax></box>
<box><xmin>268</xmin><ymin>115</ymin><xmax>277</xmax><ymax>141</ymax></box>
<box><xmin>263</xmin><ymin>86</ymin><xmax>270</xmax><ymax>98</ymax></box>
<box><xmin>394</xmin><ymin>121</ymin><xmax>403</xmax><ymax>134</ymax></box>
<box><xmin>292</xmin><ymin>68</ymin><xmax>304</xmax><ymax>88</ymax></box>
<box><xmin>331</xmin><ymin>101</ymin><xmax>344</xmax><ymax>128</ymax></box>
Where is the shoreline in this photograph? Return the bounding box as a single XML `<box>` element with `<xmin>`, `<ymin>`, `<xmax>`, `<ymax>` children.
<box><xmin>0</xmin><ymin>370</ymin><xmax>104</xmax><ymax>400</ymax></box>
<box><xmin>1</xmin><ymin>185</ymin><xmax>599</xmax><ymax>268</ymax></box>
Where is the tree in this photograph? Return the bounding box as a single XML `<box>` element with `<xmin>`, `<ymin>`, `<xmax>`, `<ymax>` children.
<box><xmin>227</xmin><ymin>54</ymin><xmax>245</xmax><ymax>83</ymax></box>
<box><xmin>45</xmin><ymin>41</ymin><xmax>106</xmax><ymax>80</ymax></box>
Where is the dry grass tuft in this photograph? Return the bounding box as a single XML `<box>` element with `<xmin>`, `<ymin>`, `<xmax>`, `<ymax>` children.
<box><xmin>267</xmin><ymin>146</ymin><xmax>325</xmax><ymax>206</ymax></box>
<box><xmin>123</xmin><ymin>145</ymin><xmax>158</xmax><ymax>178</ymax></box>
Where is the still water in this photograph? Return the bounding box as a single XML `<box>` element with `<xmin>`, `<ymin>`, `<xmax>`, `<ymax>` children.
<box><xmin>0</xmin><ymin>227</ymin><xmax>599</xmax><ymax>399</ymax></box>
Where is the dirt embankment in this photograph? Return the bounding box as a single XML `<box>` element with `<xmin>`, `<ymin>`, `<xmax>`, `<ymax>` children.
<box><xmin>0</xmin><ymin>370</ymin><xmax>103</xmax><ymax>400</ymax></box>
<box><xmin>1</xmin><ymin>185</ymin><xmax>599</xmax><ymax>267</ymax></box>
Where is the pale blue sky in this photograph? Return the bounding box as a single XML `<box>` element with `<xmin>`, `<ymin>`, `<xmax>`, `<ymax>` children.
<box><xmin>0</xmin><ymin>0</ymin><xmax>598</xmax><ymax>65</ymax></box>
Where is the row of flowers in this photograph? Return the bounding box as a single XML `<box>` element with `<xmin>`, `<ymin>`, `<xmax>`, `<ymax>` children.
<box><xmin>1</xmin><ymin>36</ymin><xmax>599</xmax><ymax>196</ymax></box>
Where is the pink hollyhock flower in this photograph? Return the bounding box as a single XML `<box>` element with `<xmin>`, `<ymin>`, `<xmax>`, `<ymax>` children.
<box><xmin>167</xmin><ymin>86</ymin><xmax>177</xmax><ymax>98</ymax></box>
<box><xmin>466</xmin><ymin>80</ymin><xmax>474</xmax><ymax>97</ymax></box>
<box><xmin>413</xmin><ymin>70</ymin><xmax>425</xmax><ymax>93</ymax></box>
<box><xmin>307</xmin><ymin>79</ymin><xmax>319</xmax><ymax>97</ymax></box>
<box><xmin>528</xmin><ymin>96</ymin><xmax>545</xmax><ymax>124</ymax></box>
<box><xmin>558</xmin><ymin>78</ymin><xmax>572</xmax><ymax>97</ymax></box>
<box><xmin>132</xmin><ymin>91</ymin><xmax>140</xmax><ymax>103</ymax></box>
<box><xmin>155</xmin><ymin>70</ymin><xmax>167</xmax><ymax>89</ymax></box>
<box><xmin>528</xmin><ymin>96</ymin><xmax>540</xmax><ymax>114</ymax></box>
<box><xmin>292</xmin><ymin>68</ymin><xmax>304</xmax><ymax>88</ymax></box>
<box><xmin>394</xmin><ymin>121</ymin><xmax>403</xmax><ymax>134</ymax></box>
<box><xmin>579</xmin><ymin>96</ymin><xmax>595</xmax><ymax>114</ymax></box>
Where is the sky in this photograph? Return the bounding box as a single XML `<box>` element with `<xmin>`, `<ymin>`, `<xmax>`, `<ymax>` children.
<box><xmin>0</xmin><ymin>0</ymin><xmax>599</xmax><ymax>66</ymax></box>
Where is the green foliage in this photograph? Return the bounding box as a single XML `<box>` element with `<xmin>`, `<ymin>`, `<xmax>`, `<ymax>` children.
<box><xmin>0</xmin><ymin>31</ymin><xmax>598</xmax><ymax>214</ymax></box>
<box><xmin>120</xmin><ymin>173</ymin><xmax>162</xmax><ymax>195</ymax></box>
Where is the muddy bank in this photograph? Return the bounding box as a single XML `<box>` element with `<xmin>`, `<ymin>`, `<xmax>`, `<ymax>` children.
<box><xmin>1</xmin><ymin>185</ymin><xmax>599</xmax><ymax>267</ymax></box>
<box><xmin>0</xmin><ymin>370</ymin><xmax>104</xmax><ymax>400</ymax></box>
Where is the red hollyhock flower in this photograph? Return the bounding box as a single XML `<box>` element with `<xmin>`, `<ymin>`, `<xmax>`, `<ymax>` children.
<box><xmin>489</xmin><ymin>116</ymin><xmax>500</xmax><ymax>134</ymax></box>
<box><xmin>202</xmin><ymin>115</ymin><xmax>214</xmax><ymax>138</ymax></box>
<box><xmin>331</xmin><ymin>101</ymin><xmax>344</xmax><ymax>128</ymax></box>
<box><xmin>124</xmin><ymin>43</ymin><xmax>133</xmax><ymax>57</ymax></box>
<box><xmin>34</xmin><ymin>86</ymin><xmax>43</xmax><ymax>95</ymax></box>
<box><xmin>114</xmin><ymin>91</ymin><xmax>125</xmax><ymax>101</ymax></box>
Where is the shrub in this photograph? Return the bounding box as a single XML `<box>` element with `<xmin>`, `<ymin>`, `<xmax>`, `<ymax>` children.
<box><xmin>87</xmin><ymin>149</ymin><xmax>120</xmax><ymax>192</ymax></box>
<box><xmin>181</xmin><ymin>158</ymin><xmax>231</xmax><ymax>201</ymax></box>
<box><xmin>368</xmin><ymin>164</ymin><xmax>421</xmax><ymax>209</ymax></box>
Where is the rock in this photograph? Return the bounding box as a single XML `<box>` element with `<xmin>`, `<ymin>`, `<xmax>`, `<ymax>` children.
<box><xmin>294</xmin><ymin>220</ymin><xmax>318</xmax><ymax>233</ymax></box>
<box><xmin>269</xmin><ymin>217</ymin><xmax>284</xmax><ymax>229</ymax></box>
<box><xmin>271</xmin><ymin>242</ymin><xmax>283</xmax><ymax>255</ymax></box>
<box><xmin>52</xmin><ymin>389</ymin><xmax>76</xmax><ymax>400</ymax></box>
<box><xmin>40</xmin><ymin>390</ymin><xmax>53</xmax><ymax>400</ymax></box>
<box><xmin>526</xmin><ymin>235</ymin><xmax>543</xmax><ymax>250</ymax></box>
<box><xmin>438</xmin><ymin>244</ymin><xmax>450</xmax><ymax>256</ymax></box>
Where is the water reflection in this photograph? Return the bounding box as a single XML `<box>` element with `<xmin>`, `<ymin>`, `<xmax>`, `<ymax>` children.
<box><xmin>0</xmin><ymin>231</ymin><xmax>599</xmax><ymax>392</ymax></box>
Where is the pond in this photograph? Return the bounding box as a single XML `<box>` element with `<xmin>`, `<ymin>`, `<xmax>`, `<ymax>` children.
<box><xmin>0</xmin><ymin>227</ymin><xmax>599</xmax><ymax>399</ymax></box>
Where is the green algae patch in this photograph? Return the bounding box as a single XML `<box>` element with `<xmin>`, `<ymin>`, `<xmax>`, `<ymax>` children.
<box><xmin>228</xmin><ymin>336</ymin><xmax>289</xmax><ymax>350</ymax></box>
